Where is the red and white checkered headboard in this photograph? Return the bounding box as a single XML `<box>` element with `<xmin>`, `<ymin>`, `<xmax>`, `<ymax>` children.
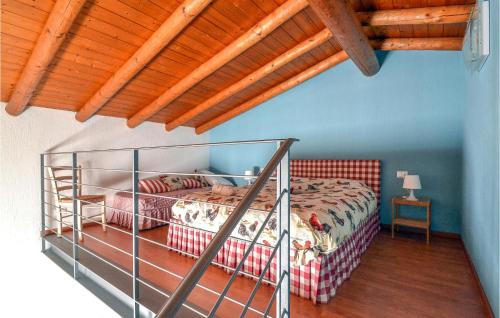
<box><xmin>290</xmin><ymin>160</ymin><xmax>381</xmax><ymax>201</ymax></box>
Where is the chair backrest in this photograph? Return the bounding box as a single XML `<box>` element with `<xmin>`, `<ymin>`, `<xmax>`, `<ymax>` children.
<box><xmin>47</xmin><ymin>165</ymin><xmax>82</xmax><ymax>203</ymax></box>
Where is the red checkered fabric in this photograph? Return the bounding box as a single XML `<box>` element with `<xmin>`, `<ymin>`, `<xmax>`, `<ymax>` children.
<box><xmin>309</xmin><ymin>211</ymin><xmax>380</xmax><ymax>302</ymax></box>
<box><xmin>182</xmin><ymin>178</ymin><xmax>203</xmax><ymax>189</ymax></box>
<box><xmin>138</xmin><ymin>178</ymin><xmax>170</xmax><ymax>194</ymax></box>
<box><xmin>167</xmin><ymin>211</ymin><xmax>380</xmax><ymax>304</ymax></box>
<box><xmin>290</xmin><ymin>160</ymin><xmax>381</xmax><ymax>203</ymax></box>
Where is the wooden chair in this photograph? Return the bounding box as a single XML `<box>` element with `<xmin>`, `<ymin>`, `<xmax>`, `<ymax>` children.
<box><xmin>47</xmin><ymin>165</ymin><xmax>106</xmax><ymax>241</ymax></box>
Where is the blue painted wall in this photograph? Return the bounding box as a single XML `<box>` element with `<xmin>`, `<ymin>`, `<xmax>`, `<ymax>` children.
<box><xmin>210</xmin><ymin>51</ymin><xmax>465</xmax><ymax>234</ymax></box>
<box><xmin>462</xmin><ymin>0</ymin><xmax>500</xmax><ymax>315</ymax></box>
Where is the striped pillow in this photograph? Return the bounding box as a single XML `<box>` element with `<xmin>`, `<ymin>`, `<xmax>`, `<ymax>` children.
<box><xmin>182</xmin><ymin>178</ymin><xmax>203</xmax><ymax>189</ymax></box>
<box><xmin>193</xmin><ymin>174</ymin><xmax>210</xmax><ymax>187</ymax></box>
<box><xmin>138</xmin><ymin>178</ymin><xmax>170</xmax><ymax>194</ymax></box>
<box><xmin>160</xmin><ymin>175</ymin><xmax>184</xmax><ymax>191</ymax></box>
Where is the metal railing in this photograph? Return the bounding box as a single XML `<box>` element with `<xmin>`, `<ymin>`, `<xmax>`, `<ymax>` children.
<box><xmin>156</xmin><ymin>139</ymin><xmax>292</xmax><ymax>318</ymax></box>
<box><xmin>40</xmin><ymin>138</ymin><xmax>295</xmax><ymax>318</ymax></box>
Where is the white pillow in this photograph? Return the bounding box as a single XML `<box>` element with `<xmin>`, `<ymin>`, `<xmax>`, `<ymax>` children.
<box><xmin>199</xmin><ymin>169</ymin><xmax>233</xmax><ymax>186</ymax></box>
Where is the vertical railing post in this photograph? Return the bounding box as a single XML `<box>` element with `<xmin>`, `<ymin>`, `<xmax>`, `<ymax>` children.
<box><xmin>41</xmin><ymin>154</ymin><xmax>46</xmax><ymax>252</ymax></box>
<box><xmin>72</xmin><ymin>152</ymin><xmax>79</xmax><ymax>279</ymax></box>
<box><xmin>276</xmin><ymin>141</ymin><xmax>290</xmax><ymax>318</ymax></box>
<box><xmin>132</xmin><ymin>149</ymin><xmax>140</xmax><ymax>317</ymax></box>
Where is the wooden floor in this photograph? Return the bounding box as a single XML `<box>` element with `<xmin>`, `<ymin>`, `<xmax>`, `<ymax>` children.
<box><xmin>49</xmin><ymin>223</ymin><xmax>487</xmax><ymax>318</ymax></box>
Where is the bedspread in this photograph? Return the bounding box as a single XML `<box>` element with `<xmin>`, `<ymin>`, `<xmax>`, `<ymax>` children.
<box><xmin>170</xmin><ymin>177</ymin><xmax>377</xmax><ymax>263</ymax></box>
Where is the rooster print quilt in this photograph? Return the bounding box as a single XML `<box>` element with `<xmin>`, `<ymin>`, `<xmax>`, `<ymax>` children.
<box><xmin>170</xmin><ymin>177</ymin><xmax>377</xmax><ymax>264</ymax></box>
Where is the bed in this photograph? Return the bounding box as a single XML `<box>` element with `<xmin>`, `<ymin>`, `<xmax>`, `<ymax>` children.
<box><xmin>107</xmin><ymin>188</ymin><xmax>206</xmax><ymax>231</ymax></box>
<box><xmin>166</xmin><ymin>160</ymin><xmax>381</xmax><ymax>304</ymax></box>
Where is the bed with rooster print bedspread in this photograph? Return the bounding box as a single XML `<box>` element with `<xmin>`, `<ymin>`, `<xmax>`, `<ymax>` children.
<box><xmin>170</xmin><ymin>177</ymin><xmax>377</xmax><ymax>264</ymax></box>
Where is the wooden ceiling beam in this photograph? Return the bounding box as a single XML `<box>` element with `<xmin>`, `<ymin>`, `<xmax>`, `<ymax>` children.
<box><xmin>74</xmin><ymin>0</ymin><xmax>212</xmax><ymax>122</ymax></box>
<box><xmin>166</xmin><ymin>5</ymin><xmax>471</xmax><ymax>130</ymax></box>
<box><xmin>195</xmin><ymin>37</ymin><xmax>464</xmax><ymax>134</ymax></box>
<box><xmin>357</xmin><ymin>4</ymin><xmax>473</xmax><ymax>26</ymax></box>
<box><xmin>308</xmin><ymin>0</ymin><xmax>380</xmax><ymax>77</ymax></box>
<box><xmin>4</xmin><ymin>0</ymin><xmax>86</xmax><ymax>116</ymax></box>
<box><xmin>126</xmin><ymin>0</ymin><xmax>309</xmax><ymax>128</ymax></box>
<box><xmin>165</xmin><ymin>28</ymin><xmax>333</xmax><ymax>131</ymax></box>
<box><xmin>195</xmin><ymin>50</ymin><xmax>349</xmax><ymax>134</ymax></box>
<box><xmin>370</xmin><ymin>37</ymin><xmax>464</xmax><ymax>51</ymax></box>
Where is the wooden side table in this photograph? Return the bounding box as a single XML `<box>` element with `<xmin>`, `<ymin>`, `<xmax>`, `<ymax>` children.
<box><xmin>391</xmin><ymin>196</ymin><xmax>432</xmax><ymax>244</ymax></box>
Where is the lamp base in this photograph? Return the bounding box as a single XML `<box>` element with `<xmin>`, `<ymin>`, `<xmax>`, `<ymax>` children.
<box><xmin>406</xmin><ymin>189</ymin><xmax>418</xmax><ymax>201</ymax></box>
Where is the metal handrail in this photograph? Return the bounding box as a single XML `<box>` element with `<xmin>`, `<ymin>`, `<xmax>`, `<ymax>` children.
<box><xmin>136</xmin><ymin>257</ymin><xmax>267</xmax><ymax>317</ymax></box>
<box><xmin>155</xmin><ymin>138</ymin><xmax>295</xmax><ymax>318</ymax></box>
<box><xmin>43</xmin><ymin>190</ymin><xmax>280</xmax><ymax>247</ymax></box>
<box><xmin>43</xmin><ymin>138</ymin><xmax>288</xmax><ymax>155</ymax></box>
<box><xmin>41</xmin><ymin>138</ymin><xmax>296</xmax><ymax>317</ymax></box>
<box><xmin>208</xmin><ymin>190</ymin><xmax>286</xmax><ymax>316</ymax></box>
<box><xmin>138</xmin><ymin>170</ymin><xmax>270</xmax><ymax>180</ymax></box>
<box><xmin>137</xmin><ymin>235</ymin><xmax>276</xmax><ymax>286</ymax></box>
<box><xmin>43</xmin><ymin>181</ymin><xmax>272</xmax><ymax>213</ymax></box>
<box><xmin>45</xmin><ymin>208</ymin><xmax>276</xmax><ymax>286</ymax></box>
<box><xmin>136</xmin><ymin>191</ymin><xmax>269</xmax><ymax>213</ymax></box>
<box><xmin>44</xmin><ymin>178</ymin><xmax>130</xmax><ymax>193</ymax></box>
<box><xmin>43</xmin><ymin>166</ymin><xmax>132</xmax><ymax>173</ymax></box>
<box><xmin>47</xmin><ymin>214</ymin><xmax>267</xmax><ymax>316</ymax></box>
<box><xmin>135</xmin><ymin>278</ymin><xmax>207</xmax><ymax>317</ymax></box>
<box><xmin>45</xmin><ymin>225</ymin><xmax>207</xmax><ymax>318</ymax></box>
<box><xmin>43</xmin><ymin>166</ymin><xmax>272</xmax><ymax>180</ymax></box>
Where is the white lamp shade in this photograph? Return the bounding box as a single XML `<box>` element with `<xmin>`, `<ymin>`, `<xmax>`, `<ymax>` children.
<box><xmin>403</xmin><ymin>175</ymin><xmax>422</xmax><ymax>190</ymax></box>
<box><xmin>244</xmin><ymin>170</ymin><xmax>253</xmax><ymax>180</ymax></box>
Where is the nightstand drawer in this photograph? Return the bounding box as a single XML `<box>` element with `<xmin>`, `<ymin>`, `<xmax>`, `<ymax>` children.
<box><xmin>393</xmin><ymin>218</ymin><xmax>428</xmax><ymax>229</ymax></box>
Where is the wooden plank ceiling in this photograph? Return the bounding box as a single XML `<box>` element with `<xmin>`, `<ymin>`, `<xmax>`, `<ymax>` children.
<box><xmin>1</xmin><ymin>0</ymin><xmax>474</xmax><ymax>133</ymax></box>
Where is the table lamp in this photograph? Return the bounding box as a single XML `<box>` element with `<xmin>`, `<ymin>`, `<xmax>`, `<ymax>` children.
<box><xmin>244</xmin><ymin>170</ymin><xmax>253</xmax><ymax>185</ymax></box>
<box><xmin>403</xmin><ymin>175</ymin><xmax>421</xmax><ymax>201</ymax></box>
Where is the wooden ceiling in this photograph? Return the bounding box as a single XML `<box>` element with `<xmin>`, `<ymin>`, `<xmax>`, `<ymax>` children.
<box><xmin>1</xmin><ymin>0</ymin><xmax>474</xmax><ymax>133</ymax></box>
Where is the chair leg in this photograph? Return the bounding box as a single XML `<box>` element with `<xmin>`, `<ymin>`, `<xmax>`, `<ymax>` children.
<box><xmin>57</xmin><ymin>208</ymin><xmax>62</xmax><ymax>237</ymax></box>
<box><xmin>101</xmin><ymin>200</ymin><xmax>107</xmax><ymax>232</ymax></box>
<box><xmin>78</xmin><ymin>203</ymin><xmax>83</xmax><ymax>241</ymax></box>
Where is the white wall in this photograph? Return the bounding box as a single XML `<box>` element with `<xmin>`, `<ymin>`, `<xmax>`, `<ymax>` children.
<box><xmin>0</xmin><ymin>104</ymin><xmax>209</xmax><ymax>317</ymax></box>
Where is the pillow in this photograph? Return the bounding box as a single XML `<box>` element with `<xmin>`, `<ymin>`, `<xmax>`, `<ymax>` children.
<box><xmin>193</xmin><ymin>174</ymin><xmax>210</xmax><ymax>187</ymax></box>
<box><xmin>138</xmin><ymin>178</ymin><xmax>170</xmax><ymax>194</ymax></box>
<box><xmin>160</xmin><ymin>175</ymin><xmax>185</xmax><ymax>191</ymax></box>
<box><xmin>182</xmin><ymin>178</ymin><xmax>203</xmax><ymax>189</ymax></box>
<box><xmin>198</xmin><ymin>169</ymin><xmax>233</xmax><ymax>186</ymax></box>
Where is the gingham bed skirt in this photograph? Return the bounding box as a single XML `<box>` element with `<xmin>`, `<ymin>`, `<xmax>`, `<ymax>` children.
<box><xmin>166</xmin><ymin>211</ymin><xmax>380</xmax><ymax>304</ymax></box>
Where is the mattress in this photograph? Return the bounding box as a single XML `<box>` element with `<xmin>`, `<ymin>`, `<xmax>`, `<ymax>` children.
<box><xmin>170</xmin><ymin>177</ymin><xmax>377</xmax><ymax>263</ymax></box>
<box><xmin>107</xmin><ymin>188</ymin><xmax>207</xmax><ymax>230</ymax></box>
